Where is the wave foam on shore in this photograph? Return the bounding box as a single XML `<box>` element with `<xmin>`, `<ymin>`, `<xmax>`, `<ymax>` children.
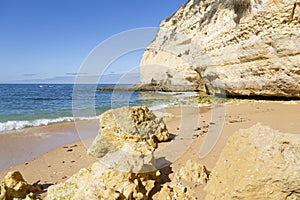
<box><xmin>0</xmin><ymin>116</ymin><xmax>98</xmax><ymax>132</ymax></box>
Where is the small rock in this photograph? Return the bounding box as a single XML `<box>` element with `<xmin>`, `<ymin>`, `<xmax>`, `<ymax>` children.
<box><xmin>0</xmin><ymin>171</ymin><xmax>40</xmax><ymax>199</ymax></box>
<box><xmin>179</xmin><ymin>160</ymin><xmax>209</xmax><ymax>184</ymax></box>
<box><xmin>194</xmin><ymin>127</ymin><xmax>201</xmax><ymax>131</ymax></box>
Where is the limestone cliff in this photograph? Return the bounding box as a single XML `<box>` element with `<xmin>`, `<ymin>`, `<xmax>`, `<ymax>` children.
<box><xmin>140</xmin><ymin>0</ymin><xmax>300</xmax><ymax>98</ymax></box>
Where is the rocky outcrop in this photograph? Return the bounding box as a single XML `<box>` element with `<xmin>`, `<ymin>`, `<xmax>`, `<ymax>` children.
<box><xmin>89</xmin><ymin>106</ymin><xmax>169</xmax><ymax>154</ymax></box>
<box><xmin>45</xmin><ymin>158</ymin><xmax>210</xmax><ymax>200</ymax></box>
<box><xmin>88</xmin><ymin>106</ymin><xmax>170</xmax><ymax>172</ymax></box>
<box><xmin>156</xmin><ymin>159</ymin><xmax>209</xmax><ymax>199</ymax></box>
<box><xmin>205</xmin><ymin>124</ymin><xmax>300</xmax><ymax>199</ymax></box>
<box><xmin>0</xmin><ymin>171</ymin><xmax>40</xmax><ymax>200</ymax></box>
<box><xmin>45</xmin><ymin>162</ymin><xmax>160</xmax><ymax>200</ymax></box>
<box><xmin>45</xmin><ymin>107</ymin><xmax>300</xmax><ymax>199</ymax></box>
<box><xmin>140</xmin><ymin>0</ymin><xmax>300</xmax><ymax>98</ymax></box>
<box><xmin>178</xmin><ymin>159</ymin><xmax>209</xmax><ymax>185</ymax></box>
<box><xmin>46</xmin><ymin>106</ymin><xmax>170</xmax><ymax>199</ymax></box>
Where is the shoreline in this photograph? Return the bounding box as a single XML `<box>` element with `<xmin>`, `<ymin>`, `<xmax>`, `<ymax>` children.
<box><xmin>0</xmin><ymin>100</ymin><xmax>299</xmax><ymax>198</ymax></box>
<box><xmin>0</xmin><ymin>119</ymin><xmax>99</xmax><ymax>170</ymax></box>
<box><xmin>97</xmin><ymin>83</ymin><xmax>201</xmax><ymax>92</ymax></box>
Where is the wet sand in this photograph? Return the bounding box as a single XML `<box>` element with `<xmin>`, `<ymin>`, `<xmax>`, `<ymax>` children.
<box><xmin>0</xmin><ymin>120</ymin><xmax>99</xmax><ymax>170</ymax></box>
<box><xmin>0</xmin><ymin>101</ymin><xmax>299</xmax><ymax>198</ymax></box>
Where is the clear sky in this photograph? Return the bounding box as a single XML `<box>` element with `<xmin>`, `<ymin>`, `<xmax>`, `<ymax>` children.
<box><xmin>0</xmin><ymin>0</ymin><xmax>186</xmax><ymax>83</ymax></box>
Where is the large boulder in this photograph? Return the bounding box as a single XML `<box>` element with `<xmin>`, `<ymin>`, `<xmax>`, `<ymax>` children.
<box><xmin>140</xmin><ymin>0</ymin><xmax>300</xmax><ymax>98</ymax></box>
<box><xmin>46</xmin><ymin>106</ymin><xmax>171</xmax><ymax>200</ymax></box>
<box><xmin>205</xmin><ymin>124</ymin><xmax>300</xmax><ymax>199</ymax></box>
<box><xmin>0</xmin><ymin>171</ymin><xmax>40</xmax><ymax>200</ymax></box>
<box><xmin>88</xmin><ymin>106</ymin><xmax>170</xmax><ymax>172</ymax></box>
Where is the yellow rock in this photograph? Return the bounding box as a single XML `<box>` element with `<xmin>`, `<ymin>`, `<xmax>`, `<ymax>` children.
<box><xmin>141</xmin><ymin>0</ymin><xmax>300</xmax><ymax>98</ymax></box>
<box><xmin>205</xmin><ymin>124</ymin><xmax>300</xmax><ymax>199</ymax></box>
<box><xmin>0</xmin><ymin>171</ymin><xmax>40</xmax><ymax>200</ymax></box>
<box><xmin>88</xmin><ymin>106</ymin><xmax>170</xmax><ymax>173</ymax></box>
<box><xmin>156</xmin><ymin>159</ymin><xmax>209</xmax><ymax>199</ymax></box>
<box><xmin>45</xmin><ymin>162</ymin><xmax>160</xmax><ymax>200</ymax></box>
<box><xmin>46</xmin><ymin>106</ymin><xmax>169</xmax><ymax>199</ymax></box>
<box><xmin>179</xmin><ymin>159</ymin><xmax>209</xmax><ymax>184</ymax></box>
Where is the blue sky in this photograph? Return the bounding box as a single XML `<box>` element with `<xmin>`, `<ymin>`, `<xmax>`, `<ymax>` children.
<box><xmin>0</xmin><ymin>0</ymin><xmax>185</xmax><ymax>83</ymax></box>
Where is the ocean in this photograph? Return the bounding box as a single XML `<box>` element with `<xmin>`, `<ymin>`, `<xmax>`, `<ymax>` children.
<box><xmin>0</xmin><ymin>84</ymin><xmax>193</xmax><ymax>132</ymax></box>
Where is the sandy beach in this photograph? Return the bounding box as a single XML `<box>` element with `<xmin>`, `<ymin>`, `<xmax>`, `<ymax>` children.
<box><xmin>1</xmin><ymin>0</ymin><xmax>299</xmax><ymax>199</ymax></box>
<box><xmin>0</xmin><ymin>100</ymin><xmax>299</xmax><ymax>198</ymax></box>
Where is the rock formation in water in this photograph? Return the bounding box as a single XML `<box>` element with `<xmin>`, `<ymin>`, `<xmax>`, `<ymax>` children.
<box><xmin>205</xmin><ymin>124</ymin><xmax>300</xmax><ymax>199</ymax></box>
<box><xmin>0</xmin><ymin>171</ymin><xmax>40</xmax><ymax>200</ymax></box>
<box><xmin>140</xmin><ymin>0</ymin><xmax>300</xmax><ymax>98</ymax></box>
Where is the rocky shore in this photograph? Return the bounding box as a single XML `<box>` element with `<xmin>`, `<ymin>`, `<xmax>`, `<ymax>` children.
<box><xmin>1</xmin><ymin>102</ymin><xmax>299</xmax><ymax>199</ymax></box>
<box><xmin>1</xmin><ymin>0</ymin><xmax>300</xmax><ymax>199</ymax></box>
<box><xmin>97</xmin><ymin>83</ymin><xmax>201</xmax><ymax>92</ymax></box>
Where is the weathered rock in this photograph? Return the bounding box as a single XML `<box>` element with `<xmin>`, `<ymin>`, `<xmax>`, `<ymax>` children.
<box><xmin>156</xmin><ymin>160</ymin><xmax>209</xmax><ymax>200</ymax></box>
<box><xmin>0</xmin><ymin>171</ymin><xmax>40</xmax><ymax>200</ymax></box>
<box><xmin>89</xmin><ymin>106</ymin><xmax>170</xmax><ymax>154</ymax></box>
<box><xmin>45</xmin><ymin>160</ymin><xmax>161</xmax><ymax>200</ymax></box>
<box><xmin>141</xmin><ymin>0</ymin><xmax>300</xmax><ymax>98</ymax></box>
<box><xmin>46</xmin><ymin>106</ymin><xmax>172</xmax><ymax>199</ymax></box>
<box><xmin>157</xmin><ymin>182</ymin><xmax>195</xmax><ymax>200</ymax></box>
<box><xmin>178</xmin><ymin>159</ymin><xmax>209</xmax><ymax>185</ymax></box>
<box><xmin>205</xmin><ymin>124</ymin><xmax>300</xmax><ymax>199</ymax></box>
<box><xmin>88</xmin><ymin>106</ymin><xmax>170</xmax><ymax>172</ymax></box>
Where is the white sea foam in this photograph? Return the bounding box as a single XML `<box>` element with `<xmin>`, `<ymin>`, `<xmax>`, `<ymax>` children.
<box><xmin>0</xmin><ymin>116</ymin><xmax>98</xmax><ymax>132</ymax></box>
<box><xmin>149</xmin><ymin>92</ymin><xmax>197</xmax><ymax>111</ymax></box>
<box><xmin>149</xmin><ymin>103</ymin><xmax>171</xmax><ymax>111</ymax></box>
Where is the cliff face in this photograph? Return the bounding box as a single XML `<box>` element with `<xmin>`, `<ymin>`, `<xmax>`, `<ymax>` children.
<box><xmin>140</xmin><ymin>0</ymin><xmax>300</xmax><ymax>97</ymax></box>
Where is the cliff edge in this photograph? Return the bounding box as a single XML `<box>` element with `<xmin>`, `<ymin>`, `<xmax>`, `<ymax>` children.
<box><xmin>140</xmin><ymin>0</ymin><xmax>300</xmax><ymax>98</ymax></box>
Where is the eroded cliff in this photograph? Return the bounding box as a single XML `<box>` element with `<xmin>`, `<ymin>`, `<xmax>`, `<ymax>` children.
<box><xmin>140</xmin><ymin>0</ymin><xmax>300</xmax><ymax>98</ymax></box>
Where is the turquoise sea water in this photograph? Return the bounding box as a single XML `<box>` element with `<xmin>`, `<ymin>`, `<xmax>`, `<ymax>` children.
<box><xmin>0</xmin><ymin>84</ymin><xmax>191</xmax><ymax>132</ymax></box>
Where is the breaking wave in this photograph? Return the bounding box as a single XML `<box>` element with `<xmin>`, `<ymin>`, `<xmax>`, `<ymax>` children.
<box><xmin>0</xmin><ymin>116</ymin><xmax>98</xmax><ymax>132</ymax></box>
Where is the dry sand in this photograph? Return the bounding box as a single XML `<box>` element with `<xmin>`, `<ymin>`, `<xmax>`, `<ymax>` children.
<box><xmin>0</xmin><ymin>100</ymin><xmax>299</xmax><ymax>198</ymax></box>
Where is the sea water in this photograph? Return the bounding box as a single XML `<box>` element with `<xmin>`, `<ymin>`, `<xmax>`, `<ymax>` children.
<box><xmin>0</xmin><ymin>84</ymin><xmax>192</xmax><ymax>132</ymax></box>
